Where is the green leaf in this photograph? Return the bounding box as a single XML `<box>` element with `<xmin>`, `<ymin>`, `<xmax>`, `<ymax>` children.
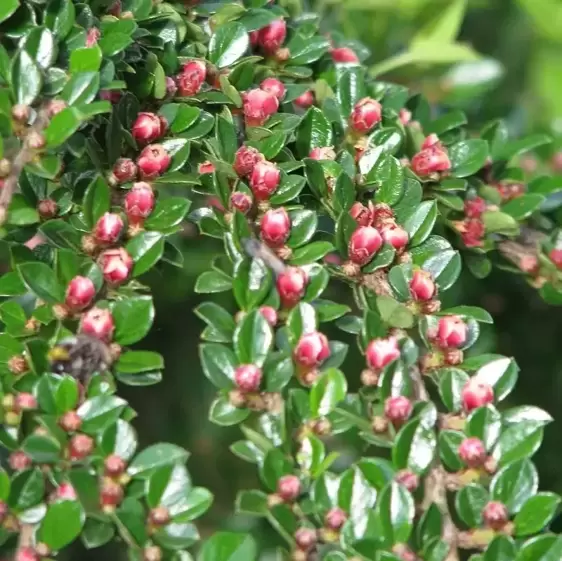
<box><xmin>70</xmin><ymin>47</ymin><xmax>102</xmax><ymax>73</ymax></box>
<box><xmin>412</xmin><ymin>0</ymin><xmax>467</xmax><ymax>45</ymax></box>
<box><xmin>474</xmin><ymin>357</ymin><xmax>518</xmax><ymax>401</ymax></box>
<box><xmin>290</xmin><ymin>242</ymin><xmax>333</xmax><ymax>266</ymax></box>
<box><xmin>286</xmin><ymin>34</ymin><xmax>330</xmax><ymax>66</ymax></box>
<box><xmin>393</xmin><ymin>419</ymin><xmax>436</xmax><ymax>473</ymax></box>
<box><xmin>455</xmin><ymin>484</ymin><xmax>488</xmax><ymax>527</ymax></box>
<box><xmin>501</xmin><ymin>194</ymin><xmax>544</xmax><ymax>221</ymax></box>
<box><xmin>236</xmin><ymin>489</ymin><xmax>268</xmax><ymax>516</ymax></box>
<box><xmin>375</xmin><ymin>482</ymin><xmax>415</xmax><ymax>545</ymax></box>
<box><xmin>83</xmin><ymin>175</ymin><xmax>110</xmax><ymax>228</ymax></box>
<box><xmin>61</xmin><ymin>72</ymin><xmax>99</xmax><ymax>106</ymax></box>
<box><xmin>490</xmin><ymin>459</ymin><xmax>538</xmax><ymax>513</ymax></box>
<box><xmin>404</xmin><ymin>201</ymin><xmax>437</xmax><ymax>247</ymax></box>
<box><xmin>45</xmin><ymin>0</ymin><xmax>75</xmax><ymax>38</ymax></box>
<box><xmin>78</xmin><ymin>395</ymin><xmax>127</xmax><ymax>434</ymax></box>
<box><xmin>0</xmin><ymin>0</ymin><xmax>19</xmax><ymax>24</ymax></box>
<box><xmin>11</xmin><ymin>49</ymin><xmax>42</xmax><ymax>105</ymax></box>
<box><xmin>195</xmin><ymin>301</ymin><xmax>236</xmax><ymax>343</ymax></box>
<box><xmin>483</xmin><ymin>536</ymin><xmax>517</xmax><ymax>561</ymax></box>
<box><xmin>22</xmin><ymin>434</ymin><xmax>61</xmax><ymax>463</ymax></box>
<box><xmin>515</xmin><ymin>535</ymin><xmax>562</xmax><ymax>561</ymax></box>
<box><xmin>145</xmin><ymin>198</ymin><xmax>190</xmax><ymax>231</ymax></box>
<box><xmin>499</xmin><ymin>133</ymin><xmax>551</xmax><ymax>162</ymax></box>
<box><xmin>39</xmin><ymin>219</ymin><xmax>81</xmax><ymax>251</ymax></box>
<box><xmin>377</xmin><ymin>296</ymin><xmax>415</xmax><ymax>329</ymax></box>
<box><xmin>438</xmin><ymin>368</ymin><xmax>469</xmax><ymax>412</ymax></box>
<box><xmin>199</xmin><ymin>532</ymin><xmax>257</xmax><ymax>561</ymax></box>
<box><xmin>7</xmin><ymin>195</ymin><xmax>39</xmax><ymax>226</ymax></box>
<box><xmin>514</xmin><ymin>493</ymin><xmax>561</xmax><ymax>537</ymax></box>
<box><xmin>195</xmin><ymin>270</ymin><xmax>232</xmax><ymax>294</ymax></box>
<box><xmin>81</xmin><ymin>519</ymin><xmax>115</xmax><ymax>549</ymax></box>
<box><xmin>126</xmin><ymin>232</ymin><xmax>165</xmax><ymax>276</ymax></box>
<box><xmin>296</xmin><ymin>107</ymin><xmax>333</xmax><ymax>158</ymax></box>
<box><xmin>209</xmin><ymin>394</ymin><xmax>250</xmax><ymax>426</ymax></box>
<box><xmin>309</xmin><ymin>368</ymin><xmax>347</xmax><ymax>417</ymax></box>
<box><xmin>113</xmin><ymin>296</ymin><xmax>155</xmax><ymax>346</ymax></box>
<box><xmin>44</xmin><ymin>108</ymin><xmax>82</xmax><ymax>147</ymax></box>
<box><xmin>449</xmin><ymin>139</ymin><xmax>489</xmax><ymax>178</ymax></box>
<box><xmin>287</xmin><ymin>209</ymin><xmax>317</xmax><ymax>248</ymax></box>
<box><xmin>369</xmin><ymin>155</ymin><xmax>404</xmax><ymax>206</ymax></box>
<box><xmin>336</xmin><ymin>67</ymin><xmax>366</xmax><ymax>118</ymax></box>
<box><xmin>233</xmin><ymin>310</ymin><xmax>273</xmax><ymax>367</ymax></box>
<box><xmin>129</xmin><ymin>443</ymin><xmax>189</xmax><ymax>477</ymax></box>
<box><xmin>208</xmin><ymin>23</ymin><xmax>249</xmax><ymax>69</ymax></box>
<box><xmin>39</xmin><ymin>500</ymin><xmax>85</xmax><ymax>550</ymax></box>
<box><xmin>116</xmin><ymin>351</ymin><xmax>163</xmax><ymax>374</ymax></box>
<box><xmin>17</xmin><ymin>262</ymin><xmax>64</xmax><ymax>303</ymax></box>
<box><xmin>199</xmin><ymin>343</ymin><xmax>236</xmax><ymax>389</ymax></box>
<box><xmin>438</xmin><ymin>306</ymin><xmax>493</xmax><ymax>324</ymax></box>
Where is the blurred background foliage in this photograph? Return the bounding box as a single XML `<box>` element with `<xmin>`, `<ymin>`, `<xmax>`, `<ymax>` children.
<box><xmin>89</xmin><ymin>0</ymin><xmax>562</xmax><ymax>557</ymax></box>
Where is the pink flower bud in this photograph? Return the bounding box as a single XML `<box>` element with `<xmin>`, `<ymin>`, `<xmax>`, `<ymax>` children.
<box><xmin>132</xmin><ymin>112</ymin><xmax>165</xmax><ymax>144</ymax></box>
<box><xmin>113</xmin><ymin>158</ymin><xmax>138</xmax><ymax>183</ymax></box>
<box><xmin>294</xmin><ymin>528</ymin><xmax>317</xmax><ymax>551</ymax></box>
<box><xmin>464</xmin><ymin>197</ymin><xmax>486</xmax><ymax>219</ymax></box>
<box><xmin>258</xmin><ymin>19</ymin><xmax>287</xmax><ymax>54</ymax></box>
<box><xmin>309</xmin><ymin>146</ymin><xmax>336</xmax><ymax>160</ymax></box>
<box><xmin>136</xmin><ymin>144</ymin><xmax>171</xmax><ymax>179</ymax></box>
<box><xmin>69</xmin><ymin>434</ymin><xmax>94</xmax><ymax>460</ymax></box>
<box><xmin>100</xmin><ymin>90</ymin><xmax>122</xmax><ymax>104</ymax></box>
<box><xmin>100</xmin><ymin>479</ymin><xmax>124</xmax><ymax>507</ymax></box>
<box><xmin>399</xmin><ymin>108</ymin><xmax>412</xmax><ymax>125</ymax></box>
<box><xmin>176</xmin><ymin>60</ymin><xmax>206</xmax><ymax>96</ymax></box>
<box><xmin>15</xmin><ymin>393</ymin><xmax>37</xmax><ymax>411</ymax></box>
<box><xmin>461</xmin><ymin>377</ymin><xmax>494</xmax><ymax>412</ymax></box>
<box><xmin>348</xmin><ymin>226</ymin><xmax>382</xmax><ymax>265</ymax></box>
<box><xmin>125</xmin><ymin>182</ymin><xmax>155</xmax><ymax>222</ymax></box>
<box><xmin>56</xmin><ymin>482</ymin><xmax>77</xmax><ymax>501</ymax></box>
<box><xmin>249</xmin><ymin>30</ymin><xmax>260</xmax><ymax>47</ymax></box>
<box><xmin>349</xmin><ymin>202</ymin><xmax>373</xmax><ymax>227</ymax></box>
<box><xmin>277</xmin><ymin>474</ymin><xmax>300</xmax><ymax>502</ymax></box>
<box><xmin>549</xmin><ymin>248</ymin><xmax>562</xmax><ymax>270</ymax></box>
<box><xmin>409</xmin><ymin>270</ymin><xmax>435</xmax><ymax>301</ymax></box>
<box><xmin>46</xmin><ymin>99</ymin><xmax>67</xmax><ymax>118</ymax></box>
<box><xmin>80</xmin><ymin>307</ymin><xmax>115</xmax><ymax>343</ymax></box>
<box><xmin>259</xmin><ymin>306</ymin><xmax>278</xmax><ymax>326</ymax></box>
<box><xmin>243</xmin><ymin>88</ymin><xmax>279</xmax><ymax>127</ymax></box>
<box><xmin>198</xmin><ymin>161</ymin><xmax>215</xmax><ymax>174</ymax></box>
<box><xmin>94</xmin><ymin>213</ymin><xmax>124</xmax><ymax>245</ymax></box>
<box><xmin>250</xmin><ymin>161</ymin><xmax>281</xmax><ymax>200</ymax></box>
<box><xmin>234</xmin><ymin>146</ymin><xmax>265</xmax><ymax>178</ymax></box>
<box><xmin>384</xmin><ymin>396</ymin><xmax>412</xmax><ymax>425</ymax></box>
<box><xmin>277</xmin><ymin>267</ymin><xmax>308</xmax><ymax>308</ymax></box>
<box><xmin>331</xmin><ymin>47</ymin><xmax>359</xmax><ymax>63</ymax></box>
<box><xmin>411</xmin><ymin>146</ymin><xmax>451</xmax><ymax>177</ymax></box>
<box><xmin>482</xmin><ymin>501</ymin><xmax>509</xmax><ymax>530</ymax></box>
<box><xmin>380</xmin><ymin>224</ymin><xmax>409</xmax><ymax>250</ymax></box>
<box><xmin>260</xmin><ymin>208</ymin><xmax>291</xmax><ymax>248</ymax></box>
<box><xmin>9</xmin><ymin>450</ymin><xmax>32</xmax><ymax>471</ymax></box>
<box><xmin>366</xmin><ymin>337</ymin><xmax>400</xmax><ymax>370</ymax></box>
<box><xmin>260</xmin><ymin>77</ymin><xmax>286</xmax><ymax>100</ymax></box>
<box><xmin>422</xmin><ymin>134</ymin><xmax>441</xmax><ymax>150</ymax></box>
<box><xmin>462</xmin><ymin>219</ymin><xmax>485</xmax><ymax>248</ymax></box>
<box><xmin>458</xmin><ymin>437</ymin><xmax>486</xmax><ymax>468</ymax></box>
<box><xmin>234</xmin><ymin>364</ymin><xmax>262</xmax><ymax>392</ymax></box>
<box><xmin>350</xmin><ymin>97</ymin><xmax>382</xmax><ymax>134</ymax></box>
<box><xmin>86</xmin><ymin>28</ymin><xmax>100</xmax><ymax>47</ymax></box>
<box><xmin>294</xmin><ymin>90</ymin><xmax>315</xmax><ymax>108</ymax></box>
<box><xmin>436</xmin><ymin>315</ymin><xmax>467</xmax><ymax>348</ymax></box>
<box><xmin>230</xmin><ymin>192</ymin><xmax>253</xmax><ymax>214</ymax></box>
<box><xmin>294</xmin><ymin>331</ymin><xmax>330</xmax><ymax>368</ymax></box>
<box><xmin>65</xmin><ymin>276</ymin><xmax>96</xmax><ymax>311</ymax></box>
<box><xmin>15</xmin><ymin>547</ymin><xmax>38</xmax><ymax>561</ymax></box>
<box><xmin>105</xmin><ymin>454</ymin><xmax>127</xmax><ymax>477</ymax></box>
<box><xmin>324</xmin><ymin>507</ymin><xmax>347</xmax><ymax>530</ymax></box>
<box><xmin>59</xmin><ymin>411</ymin><xmax>82</xmax><ymax>432</ymax></box>
<box><xmin>99</xmin><ymin>248</ymin><xmax>133</xmax><ymax>285</ymax></box>
<box><xmin>37</xmin><ymin>199</ymin><xmax>58</xmax><ymax>219</ymax></box>
<box><xmin>395</xmin><ymin>470</ymin><xmax>419</xmax><ymax>492</ymax></box>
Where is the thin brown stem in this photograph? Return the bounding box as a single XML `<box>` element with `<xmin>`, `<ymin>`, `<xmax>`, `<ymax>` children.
<box><xmin>14</xmin><ymin>523</ymin><xmax>34</xmax><ymax>559</ymax></box>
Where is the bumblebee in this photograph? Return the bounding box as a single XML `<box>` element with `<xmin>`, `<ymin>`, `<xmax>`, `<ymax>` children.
<box><xmin>242</xmin><ymin>238</ymin><xmax>287</xmax><ymax>276</ymax></box>
<box><xmin>47</xmin><ymin>335</ymin><xmax>112</xmax><ymax>383</ymax></box>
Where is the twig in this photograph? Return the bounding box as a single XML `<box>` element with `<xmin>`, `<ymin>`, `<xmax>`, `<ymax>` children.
<box><xmin>411</xmin><ymin>365</ymin><xmax>459</xmax><ymax>561</ymax></box>
<box><xmin>0</xmin><ymin>108</ymin><xmax>50</xmax><ymax>226</ymax></box>
<box><xmin>14</xmin><ymin>523</ymin><xmax>34</xmax><ymax>559</ymax></box>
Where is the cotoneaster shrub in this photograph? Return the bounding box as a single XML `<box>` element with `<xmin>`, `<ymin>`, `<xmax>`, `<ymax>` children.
<box><xmin>0</xmin><ymin>1</ymin><xmax>561</xmax><ymax>561</ymax></box>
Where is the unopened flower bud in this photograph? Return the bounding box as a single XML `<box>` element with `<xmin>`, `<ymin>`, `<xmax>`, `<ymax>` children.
<box><xmin>331</xmin><ymin>47</ymin><xmax>359</xmax><ymax>63</ymax></box>
<box><xmin>104</xmin><ymin>454</ymin><xmax>127</xmax><ymax>477</ymax></box>
<box><xmin>69</xmin><ymin>434</ymin><xmax>94</xmax><ymax>460</ymax></box>
<box><xmin>436</xmin><ymin>315</ymin><xmax>467</xmax><ymax>348</ymax></box>
<box><xmin>124</xmin><ymin>182</ymin><xmax>155</xmax><ymax>222</ymax></box>
<box><xmin>132</xmin><ymin>112</ymin><xmax>166</xmax><ymax>144</ymax></box>
<box><xmin>384</xmin><ymin>396</ymin><xmax>413</xmax><ymax>425</ymax></box>
<box><xmin>234</xmin><ymin>146</ymin><xmax>264</xmax><ymax>178</ymax></box>
<box><xmin>99</xmin><ymin>248</ymin><xmax>133</xmax><ymax>285</ymax></box>
<box><xmin>94</xmin><ymin>213</ymin><xmax>124</xmax><ymax>245</ymax></box>
<box><xmin>37</xmin><ymin>199</ymin><xmax>57</xmax><ymax>219</ymax></box>
<box><xmin>349</xmin><ymin>97</ymin><xmax>382</xmax><ymax>134</ymax></box>
<box><xmin>259</xmin><ymin>306</ymin><xmax>278</xmax><ymax>326</ymax></box>
<box><xmin>260</xmin><ymin>77</ymin><xmax>286</xmax><ymax>100</ymax></box>
<box><xmin>243</xmin><ymin>89</ymin><xmax>279</xmax><ymax>127</ymax></box>
<box><xmin>366</xmin><ymin>337</ymin><xmax>400</xmax><ymax>370</ymax></box>
<box><xmin>458</xmin><ymin>437</ymin><xmax>486</xmax><ymax>468</ymax></box>
<box><xmin>294</xmin><ymin>91</ymin><xmax>314</xmax><ymax>108</ymax></box>
<box><xmin>136</xmin><ymin>144</ymin><xmax>171</xmax><ymax>179</ymax></box>
<box><xmin>59</xmin><ymin>411</ymin><xmax>82</xmax><ymax>432</ymax></box>
<box><xmin>380</xmin><ymin>224</ymin><xmax>409</xmax><ymax>250</ymax></box>
<box><xmin>65</xmin><ymin>276</ymin><xmax>96</xmax><ymax>311</ymax></box>
<box><xmin>176</xmin><ymin>60</ymin><xmax>206</xmax><ymax>96</ymax></box>
<box><xmin>482</xmin><ymin>501</ymin><xmax>509</xmax><ymax>530</ymax></box>
<box><xmin>277</xmin><ymin>267</ymin><xmax>308</xmax><ymax>308</ymax></box>
<box><xmin>461</xmin><ymin>377</ymin><xmax>494</xmax><ymax>412</ymax></box>
<box><xmin>234</xmin><ymin>364</ymin><xmax>262</xmax><ymax>392</ymax></box>
<box><xmin>324</xmin><ymin>507</ymin><xmax>346</xmax><ymax>530</ymax></box>
<box><xmin>277</xmin><ymin>475</ymin><xmax>301</xmax><ymax>502</ymax></box>
<box><xmin>250</xmin><ymin>161</ymin><xmax>281</xmax><ymax>200</ymax></box>
<box><xmin>348</xmin><ymin>226</ymin><xmax>382</xmax><ymax>265</ymax></box>
<box><xmin>409</xmin><ymin>270</ymin><xmax>435</xmax><ymax>301</ymax></box>
<box><xmin>395</xmin><ymin>470</ymin><xmax>419</xmax><ymax>492</ymax></box>
<box><xmin>260</xmin><ymin>207</ymin><xmax>290</xmax><ymax>247</ymax></box>
<box><xmin>258</xmin><ymin>19</ymin><xmax>287</xmax><ymax>54</ymax></box>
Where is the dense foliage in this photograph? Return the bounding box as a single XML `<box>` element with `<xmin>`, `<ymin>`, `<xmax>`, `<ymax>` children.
<box><xmin>0</xmin><ymin>0</ymin><xmax>561</xmax><ymax>560</ymax></box>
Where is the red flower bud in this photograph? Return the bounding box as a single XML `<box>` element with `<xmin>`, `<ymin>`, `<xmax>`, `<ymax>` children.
<box><xmin>124</xmin><ymin>182</ymin><xmax>155</xmax><ymax>221</ymax></box>
<box><xmin>325</xmin><ymin>507</ymin><xmax>347</xmax><ymax>530</ymax></box>
<box><xmin>94</xmin><ymin>213</ymin><xmax>124</xmax><ymax>245</ymax></box>
<box><xmin>294</xmin><ymin>331</ymin><xmax>330</xmax><ymax>368</ymax></box>
<box><xmin>100</xmin><ymin>90</ymin><xmax>122</xmax><ymax>104</ymax></box>
<box><xmin>348</xmin><ymin>226</ymin><xmax>382</xmax><ymax>265</ymax></box>
<box><xmin>176</xmin><ymin>60</ymin><xmax>206</xmax><ymax>96</ymax></box>
<box><xmin>309</xmin><ymin>146</ymin><xmax>336</xmax><ymax>160</ymax></box>
<box><xmin>409</xmin><ymin>270</ymin><xmax>435</xmax><ymax>301</ymax></box>
<box><xmin>350</xmin><ymin>97</ymin><xmax>382</xmax><ymax>134</ymax></box>
<box><xmin>86</xmin><ymin>28</ymin><xmax>100</xmax><ymax>47</ymax></box>
<box><xmin>69</xmin><ymin>434</ymin><xmax>94</xmax><ymax>460</ymax></box>
<box><xmin>464</xmin><ymin>197</ymin><xmax>487</xmax><ymax>219</ymax></box>
<box><xmin>59</xmin><ymin>411</ymin><xmax>82</xmax><ymax>432</ymax></box>
<box><xmin>37</xmin><ymin>198</ymin><xmax>58</xmax><ymax>219</ymax></box>
<box><xmin>243</xmin><ymin>88</ymin><xmax>279</xmax><ymax>126</ymax></box>
<box><xmin>259</xmin><ymin>306</ymin><xmax>278</xmax><ymax>327</ymax></box>
<box><xmin>250</xmin><ymin>30</ymin><xmax>260</xmax><ymax>47</ymax></box>
<box><xmin>65</xmin><ymin>276</ymin><xmax>96</xmax><ymax>311</ymax></box>
<box><xmin>132</xmin><ymin>112</ymin><xmax>165</xmax><ymax>144</ymax></box>
<box><xmin>250</xmin><ymin>161</ymin><xmax>281</xmax><ymax>200</ymax></box>
<box><xmin>395</xmin><ymin>470</ymin><xmax>419</xmax><ymax>492</ymax></box>
<box><xmin>149</xmin><ymin>506</ymin><xmax>171</xmax><ymax>527</ymax></box>
<box><xmin>277</xmin><ymin>267</ymin><xmax>308</xmax><ymax>308</ymax></box>
<box><xmin>399</xmin><ymin>108</ymin><xmax>412</xmax><ymax>125</ymax></box>
<box><xmin>294</xmin><ymin>528</ymin><xmax>317</xmax><ymax>551</ymax></box>
<box><xmin>411</xmin><ymin>146</ymin><xmax>451</xmax><ymax>177</ymax></box>
<box><xmin>198</xmin><ymin>161</ymin><xmax>215</xmax><ymax>174</ymax></box>
<box><xmin>380</xmin><ymin>224</ymin><xmax>409</xmax><ymax>250</ymax></box>
<box><xmin>9</xmin><ymin>450</ymin><xmax>32</xmax><ymax>471</ymax></box>
<box><xmin>113</xmin><ymin>158</ymin><xmax>138</xmax><ymax>183</ymax></box>
<box><xmin>461</xmin><ymin>377</ymin><xmax>494</xmax><ymax>412</ymax></box>
<box><xmin>260</xmin><ymin>208</ymin><xmax>291</xmax><ymax>247</ymax></box>
<box><xmin>99</xmin><ymin>248</ymin><xmax>133</xmax><ymax>285</ymax></box>
<box><xmin>366</xmin><ymin>337</ymin><xmax>400</xmax><ymax>370</ymax></box>
<box><xmin>331</xmin><ymin>47</ymin><xmax>359</xmax><ymax>63</ymax></box>
<box><xmin>234</xmin><ymin>146</ymin><xmax>264</xmax><ymax>178</ymax></box>
<box><xmin>436</xmin><ymin>315</ymin><xmax>467</xmax><ymax>348</ymax></box>
<box><xmin>100</xmin><ymin>479</ymin><xmax>124</xmax><ymax>507</ymax></box>
<box><xmin>458</xmin><ymin>437</ymin><xmax>486</xmax><ymax>468</ymax></box>
<box><xmin>234</xmin><ymin>364</ymin><xmax>262</xmax><ymax>392</ymax></box>
<box><xmin>260</xmin><ymin>77</ymin><xmax>286</xmax><ymax>100</ymax></box>
<box><xmin>277</xmin><ymin>474</ymin><xmax>301</xmax><ymax>502</ymax></box>
<box><xmin>461</xmin><ymin>219</ymin><xmax>485</xmax><ymax>248</ymax></box>
<box><xmin>56</xmin><ymin>482</ymin><xmax>77</xmax><ymax>501</ymax></box>
<box><xmin>422</xmin><ymin>134</ymin><xmax>441</xmax><ymax>150</ymax></box>
<box><xmin>384</xmin><ymin>396</ymin><xmax>413</xmax><ymax>425</ymax></box>
<box><xmin>230</xmin><ymin>192</ymin><xmax>253</xmax><ymax>214</ymax></box>
<box><xmin>105</xmin><ymin>454</ymin><xmax>127</xmax><ymax>477</ymax></box>
<box><xmin>15</xmin><ymin>547</ymin><xmax>38</xmax><ymax>561</ymax></box>
<box><xmin>136</xmin><ymin>144</ymin><xmax>171</xmax><ymax>179</ymax></box>
<box><xmin>258</xmin><ymin>19</ymin><xmax>287</xmax><ymax>54</ymax></box>
<box><xmin>482</xmin><ymin>501</ymin><xmax>509</xmax><ymax>530</ymax></box>
<box><xmin>549</xmin><ymin>248</ymin><xmax>562</xmax><ymax>270</ymax></box>
<box><xmin>294</xmin><ymin>90</ymin><xmax>315</xmax><ymax>108</ymax></box>
<box><xmin>15</xmin><ymin>393</ymin><xmax>37</xmax><ymax>412</ymax></box>
<box><xmin>349</xmin><ymin>202</ymin><xmax>373</xmax><ymax>227</ymax></box>
<box><xmin>80</xmin><ymin>307</ymin><xmax>115</xmax><ymax>343</ymax></box>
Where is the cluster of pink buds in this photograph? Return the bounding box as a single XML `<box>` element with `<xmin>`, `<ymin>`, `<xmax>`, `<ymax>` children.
<box><xmin>454</xmin><ymin>196</ymin><xmax>487</xmax><ymax>248</ymax></box>
<box><xmin>349</xmin><ymin>97</ymin><xmax>382</xmax><ymax>134</ymax></box>
<box><xmin>410</xmin><ymin>134</ymin><xmax>451</xmax><ymax>178</ymax></box>
<box><xmin>250</xmin><ymin>19</ymin><xmax>287</xmax><ymax>57</ymax></box>
<box><xmin>175</xmin><ymin>60</ymin><xmax>206</xmax><ymax>97</ymax></box>
<box><xmin>243</xmin><ymin>88</ymin><xmax>279</xmax><ymax>127</ymax></box>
